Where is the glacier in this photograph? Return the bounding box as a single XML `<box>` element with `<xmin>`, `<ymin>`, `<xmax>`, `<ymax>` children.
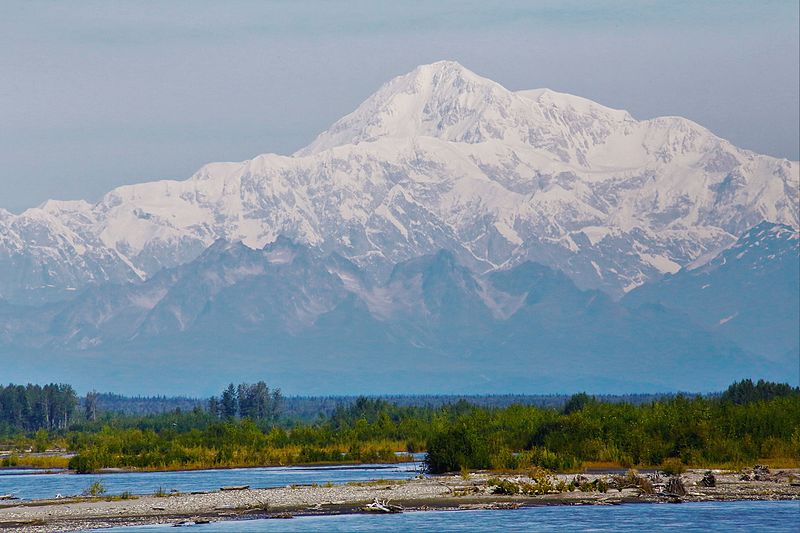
<box><xmin>1</xmin><ymin>60</ymin><xmax>797</xmax><ymax>304</ymax></box>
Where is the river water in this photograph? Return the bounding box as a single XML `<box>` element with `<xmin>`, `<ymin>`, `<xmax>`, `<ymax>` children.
<box><xmin>91</xmin><ymin>500</ymin><xmax>799</xmax><ymax>533</ymax></box>
<box><xmin>0</xmin><ymin>460</ymin><xmax>424</xmax><ymax>500</ymax></box>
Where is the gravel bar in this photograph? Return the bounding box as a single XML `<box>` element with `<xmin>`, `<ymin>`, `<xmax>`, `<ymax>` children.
<box><xmin>1</xmin><ymin>468</ymin><xmax>798</xmax><ymax>532</ymax></box>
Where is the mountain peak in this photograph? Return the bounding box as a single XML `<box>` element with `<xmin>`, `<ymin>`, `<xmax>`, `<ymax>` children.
<box><xmin>295</xmin><ymin>60</ymin><xmax>522</xmax><ymax>155</ymax></box>
<box><xmin>408</xmin><ymin>59</ymin><xmax>470</xmax><ymax>77</ymax></box>
<box><xmin>401</xmin><ymin>59</ymin><xmax>487</xmax><ymax>90</ymax></box>
<box><xmin>295</xmin><ymin>60</ymin><xmax>639</xmax><ymax>161</ymax></box>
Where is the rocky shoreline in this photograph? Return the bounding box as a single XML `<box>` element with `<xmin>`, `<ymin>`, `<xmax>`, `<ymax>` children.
<box><xmin>1</xmin><ymin>467</ymin><xmax>797</xmax><ymax>532</ymax></box>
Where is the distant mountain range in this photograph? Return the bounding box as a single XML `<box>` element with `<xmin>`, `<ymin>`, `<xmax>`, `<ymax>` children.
<box><xmin>1</xmin><ymin>224</ymin><xmax>795</xmax><ymax>394</ymax></box>
<box><xmin>1</xmin><ymin>61</ymin><xmax>797</xmax><ymax>394</ymax></box>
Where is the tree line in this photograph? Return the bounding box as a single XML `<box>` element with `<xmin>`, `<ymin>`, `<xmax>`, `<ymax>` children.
<box><xmin>208</xmin><ymin>382</ymin><xmax>282</xmax><ymax>422</ymax></box>
<box><xmin>0</xmin><ymin>383</ymin><xmax>77</xmax><ymax>433</ymax></box>
<box><xmin>1</xmin><ymin>379</ymin><xmax>797</xmax><ymax>475</ymax></box>
<box><xmin>719</xmin><ymin>378</ymin><xmax>797</xmax><ymax>405</ymax></box>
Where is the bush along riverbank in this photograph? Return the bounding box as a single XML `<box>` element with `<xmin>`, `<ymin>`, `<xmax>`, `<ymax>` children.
<box><xmin>423</xmin><ymin>386</ymin><xmax>800</xmax><ymax>474</ymax></box>
<box><xmin>2</xmin><ymin>379</ymin><xmax>798</xmax><ymax>475</ymax></box>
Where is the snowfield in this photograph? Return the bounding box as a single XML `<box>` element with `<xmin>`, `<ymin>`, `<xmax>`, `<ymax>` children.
<box><xmin>2</xmin><ymin>61</ymin><xmax>798</xmax><ymax>302</ymax></box>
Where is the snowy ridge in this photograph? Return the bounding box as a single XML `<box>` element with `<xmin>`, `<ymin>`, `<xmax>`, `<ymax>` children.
<box><xmin>1</xmin><ymin>61</ymin><xmax>798</xmax><ymax>302</ymax></box>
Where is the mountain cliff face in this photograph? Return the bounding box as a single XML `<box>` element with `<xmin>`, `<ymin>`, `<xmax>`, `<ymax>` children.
<box><xmin>2</xmin><ymin>61</ymin><xmax>797</xmax><ymax>303</ymax></box>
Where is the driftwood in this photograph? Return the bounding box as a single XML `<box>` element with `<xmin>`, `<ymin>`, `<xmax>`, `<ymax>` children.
<box><xmin>700</xmin><ymin>471</ymin><xmax>716</xmax><ymax>487</ymax></box>
<box><xmin>664</xmin><ymin>477</ymin><xmax>687</xmax><ymax>496</ymax></box>
<box><xmin>572</xmin><ymin>475</ymin><xmax>589</xmax><ymax>485</ymax></box>
<box><xmin>436</xmin><ymin>480</ymin><xmax>454</xmax><ymax>494</ymax></box>
<box><xmin>0</xmin><ymin>494</ymin><xmax>17</xmax><ymax>500</ymax></box>
<box><xmin>607</xmin><ymin>471</ymin><xmax>654</xmax><ymax>494</ymax></box>
<box><xmin>363</xmin><ymin>497</ymin><xmax>403</xmax><ymax>513</ymax></box>
<box><xmin>740</xmin><ymin>464</ymin><xmax>775</xmax><ymax>482</ymax></box>
<box><xmin>753</xmin><ymin>465</ymin><xmax>773</xmax><ymax>481</ymax></box>
<box><xmin>220</xmin><ymin>485</ymin><xmax>250</xmax><ymax>491</ymax></box>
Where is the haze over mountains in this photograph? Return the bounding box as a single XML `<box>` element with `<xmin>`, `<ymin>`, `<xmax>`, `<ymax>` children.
<box><xmin>1</xmin><ymin>61</ymin><xmax>797</xmax><ymax>394</ymax></box>
<box><xmin>626</xmin><ymin>222</ymin><xmax>799</xmax><ymax>364</ymax></box>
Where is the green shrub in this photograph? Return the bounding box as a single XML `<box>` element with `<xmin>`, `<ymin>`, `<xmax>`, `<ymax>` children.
<box><xmin>661</xmin><ymin>458</ymin><xmax>686</xmax><ymax>476</ymax></box>
<box><xmin>516</xmin><ymin>448</ymin><xmax>580</xmax><ymax>472</ymax></box>
<box><xmin>69</xmin><ymin>454</ymin><xmax>102</xmax><ymax>474</ymax></box>
<box><xmin>33</xmin><ymin>429</ymin><xmax>50</xmax><ymax>453</ymax></box>
<box><xmin>83</xmin><ymin>481</ymin><xmax>106</xmax><ymax>496</ymax></box>
<box><xmin>425</xmin><ymin>420</ymin><xmax>491</xmax><ymax>473</ymax></box>
<box><xmin>488</xmin><ymin>478</ymin><xmax>520</xmax><ymax>495</ymax></box>
<box><xmin>520</xmin><ymin>478</ymin><xmax>555</xmax><ymax>495</ymax></box>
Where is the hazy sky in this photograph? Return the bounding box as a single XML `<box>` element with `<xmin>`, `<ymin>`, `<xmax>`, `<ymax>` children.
<box><xmin>1</xmin><ymin>1</ymin><xmax>798</xmax><ymax>213</ymax></box>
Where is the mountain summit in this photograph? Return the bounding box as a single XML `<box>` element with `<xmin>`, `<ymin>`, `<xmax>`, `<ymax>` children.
<box><xmin>1</xmin><ymin>62</ymin><xmax>798</xmax><ymax>303</ymax></box>
<box><xmin>296</xmin><ymin>60</ymin><xmax>635</xmax><ymax>159</ymax></box>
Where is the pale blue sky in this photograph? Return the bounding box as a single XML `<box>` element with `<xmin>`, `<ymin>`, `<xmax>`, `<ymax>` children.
<box><xmin>1</xmin><ymin>1</ymin><xmax>798</xmax><ymax>213</ymax></box>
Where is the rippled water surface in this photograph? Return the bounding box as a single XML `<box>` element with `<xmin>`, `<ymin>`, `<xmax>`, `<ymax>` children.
<box><xmin>95</xmin><ymin>500</ymin><xmax>800</xmax><ymax>533</ymax></box>
<box><xmin>0</xmin><ymin>460</ymin><xmax>423</xmax><ymax>500</ymax></box>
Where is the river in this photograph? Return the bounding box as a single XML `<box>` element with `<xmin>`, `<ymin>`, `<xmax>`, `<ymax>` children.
<box><xmin>0</xmin><ymin>459</ymin><xmax>424</xmax><ymax>500</ymax></box>
<box><xmin>90</xmin><ymin>500</ymin><xmax>799</xmax><ymax>532</ymax></box>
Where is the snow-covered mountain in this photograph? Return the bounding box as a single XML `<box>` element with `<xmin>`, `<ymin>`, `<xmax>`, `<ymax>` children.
<box><xmin>2</xmin><ymin>61</ymin><xmax>798</xmax><ymax>303</ymax></box>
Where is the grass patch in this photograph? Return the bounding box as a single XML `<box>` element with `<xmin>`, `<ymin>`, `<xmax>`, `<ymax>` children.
<box><xmin>1</xmin><ymin>454</ymin><xmax>71</xmax><ymax>469</ymax></box>
<box><xmin>735</xmin><ymin>457</ymin><xmax>800</xmax><ymax>469</ymax></box>
<box><xmin>452</xmin><ymin>486</ymin><xmax>480</xmax><ymax>496</ymax></box>
<box><xmin>487</xmin><ymin>468</ymin><xmax>560</xmax><ymax>496</ymax></box>
<box><xmin>660</xmin><ymin>458</ymin><xmax>687</xmax><ymax>476</ymax></box>
<box><xmin>345</xmin><ymin>479</ymin><xmax>408</xmax><ymax>487</ymax></box>
<box><xmin>104</xmin><ymin>491</ymin><xmax>138</xmax><ymax>501</ymax></box>
<box><xmin>580</xmin><ymin>460</ymin><xmax>625</xmax><ymax>471</ymax></box>
<box><xmin>487</xmin><ymin>478</ymin><xmax>520</xmax><ymax>495</ymax></box>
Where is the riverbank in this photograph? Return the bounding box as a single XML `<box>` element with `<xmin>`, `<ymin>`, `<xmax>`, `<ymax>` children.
<box><xmin>1</xmin><ymin>459</ymin><xmax>417</xmax><ymax>475</ymax></box>
<box><xmin>1</xmin><ymin>467</ymin><xmax>798</xmax><ymax>532</ymax></box>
